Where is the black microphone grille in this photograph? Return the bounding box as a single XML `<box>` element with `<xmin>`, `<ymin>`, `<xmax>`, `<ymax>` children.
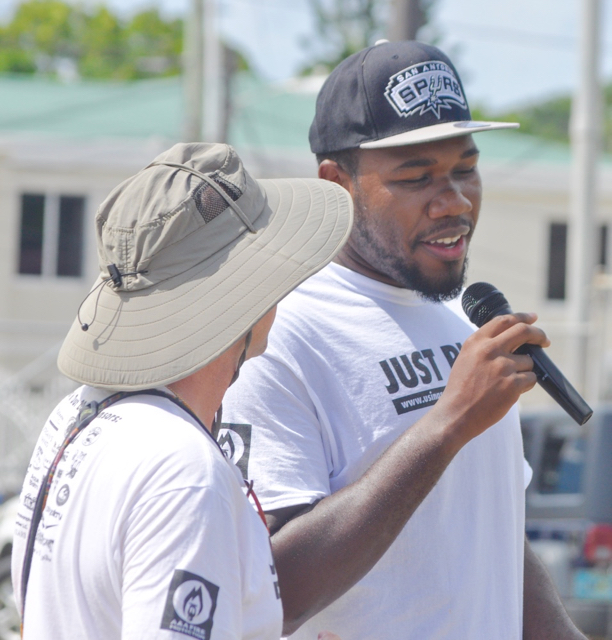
<box><xmin>462</xmin><ymin>282</ymin><xmax>511</xmax><ymax>327</ymax></box>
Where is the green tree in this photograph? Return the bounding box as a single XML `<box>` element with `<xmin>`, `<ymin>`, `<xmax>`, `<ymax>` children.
<box><xmin>301</xmin><ymin>0</ymin><xmax>386</xmax><ymax>74</ymax></box>
<box><xmin>124</xmin><ymin>9</ymin><xmax>183</xmax><ymax>77</ymax></box>
<box><xmin>0</xmin><ymin>0</ymin><xmax>184</xmax><ymax>80</ymax></box>
<box><xmin>0</xmin><ymin>0</ymin><xmax>77</xmax><ymax>74</ymax></box>
<box><xmin>301</xmin><ymin>0</ymin><xmax>439</xmax><ymax>75</ymax></box>
<box><xmin>78</xmin><ymin>6</ymin><xmax>127</xmax><ymax>79</ymax></box>
<box><xmin>475</xmin><ymin>86</ymin><xmax>612</xmax><ymax>154</ymax></box>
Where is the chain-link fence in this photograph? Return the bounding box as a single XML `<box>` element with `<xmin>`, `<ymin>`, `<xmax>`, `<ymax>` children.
<box><xmin>0</xmin><ymin>344</ymin><xmax>77</xmax><ymax>639</ymax></box>
<box><xmin>0</xmin><ymin>379</ymin><xmax>77</xmax><ymax>499</ymax></box>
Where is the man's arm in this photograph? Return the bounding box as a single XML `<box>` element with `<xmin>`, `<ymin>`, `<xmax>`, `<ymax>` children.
<box><xmin>268</xmin><ymin>313</ymin><xmax>548</xmax><ymax>635</ymax></box>
<box><xmin>523</xmin><ymin>538</ymin><xmax>587</xmax><ymax>639</ymax></box>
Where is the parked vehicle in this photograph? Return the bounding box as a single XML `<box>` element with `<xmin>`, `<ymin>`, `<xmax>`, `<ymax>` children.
<box><xmin>0</xmin><ymin>496</ymin><xmax>19</xmax><ymax>640</ymax></box>
<box><xmin>522</xmin><ymin>404</ymin><xmax>612</xmax><ymax>638</ymax></box>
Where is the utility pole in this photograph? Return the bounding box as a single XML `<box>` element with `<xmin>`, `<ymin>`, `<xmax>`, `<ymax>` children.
<box><xmin>203</xmin><ymin>0</ymin><xmax>224</xmax><ymax>142</ymax></box>
<box><xmin>183</xmin><ymin>0</ymin><xmax>204</xmax><ymax>141</ymax></box>
<box><xmin>388</xmin><ymin>0</ymin><xmax>425</xmax><ymax>41</ymax></box>
<box><xmin>567</xmin><ymin>0</ymin><xmax>602</xmax><ymax>396</ymax></box>
<box><xmin>183</xmin><ymin>0</ymin><xmax>225</xmax><ymax>143</ymax></box>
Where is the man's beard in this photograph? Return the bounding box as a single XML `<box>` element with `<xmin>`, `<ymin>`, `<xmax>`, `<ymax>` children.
<box><xmin>351</xmin><ymin>205</ymin><xmax>469</xmax><ymax>303</ymax></box>
<box><xmin>388</xmin><ymin>253</ymin><xmax>468</xmax><ymax>302</ymax></box>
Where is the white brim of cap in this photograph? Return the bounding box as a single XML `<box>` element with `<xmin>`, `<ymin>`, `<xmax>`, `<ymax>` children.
<box><xmin>58</xmin><ymin>178</ymin><xmax>352</xmax><ymax>391</ymax></box>
<box><xmin>360</xmin><ymin>121</ymin><xmax>519</xmax><ymax>149</ymax></box>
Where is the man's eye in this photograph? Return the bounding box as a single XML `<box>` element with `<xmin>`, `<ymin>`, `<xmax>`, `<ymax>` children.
<box><xmin>398</xmin><ymin>175</ymin><xmax>428</xmax><ymax>185</ymax></box>
<box><xmin>455</xmin><ymin>166</ymin><xmax>477</xmax><ymax>176</ymax></box>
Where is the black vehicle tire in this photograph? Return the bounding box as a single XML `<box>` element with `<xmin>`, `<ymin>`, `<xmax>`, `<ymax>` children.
<box><xmin>0</xmin><ymin>555</ymin><xmax>20</xmax><ymax>640</ymax></box>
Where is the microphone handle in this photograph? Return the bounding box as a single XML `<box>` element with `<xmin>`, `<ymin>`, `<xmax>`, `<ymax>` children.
<box><xmin>515</xmin><ymin>344</ymin><xmax>593</xmax><ymax>425</ymax></box>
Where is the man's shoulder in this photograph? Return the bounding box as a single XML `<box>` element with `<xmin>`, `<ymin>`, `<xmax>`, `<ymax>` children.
<box><xmin>78</xmin><ymin>392</ymin><xmax>229</xmax><ymax>485</ymax></box>
<box><xmin>274</xmin><ymin>263</ymin><xmax>375</xmax><ymax>329</ymax></box>
<box><xmin>91</xmin><ymin>397</ymin><xmax>244</xmax><ymax>509</ymax></box>
<box><xmin>278</xmin><ymin>265</ymin><xmax>337</xmax><ymax>307</ymax></box>
<box><xmin>274</xmin><ymin>272</ymin><xmax>473</xmax><ymax>333</ymax></box>
<box><xmin>270</xmin><ymin>267</ymin><xmax>339</xmax><ymax>337</ymax></box>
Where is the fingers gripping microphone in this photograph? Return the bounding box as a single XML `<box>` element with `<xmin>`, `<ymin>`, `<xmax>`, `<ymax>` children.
<box><xmin>461</xmin><ymin>282</ymin><xmax>593</xmax><ymax>426</ymax></box>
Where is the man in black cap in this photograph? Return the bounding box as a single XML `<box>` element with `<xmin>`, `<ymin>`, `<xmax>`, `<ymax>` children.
<box><xmin>223</xmin><ymin>42</ymin><xmax>585</xmax><ymax>638</ymax></box>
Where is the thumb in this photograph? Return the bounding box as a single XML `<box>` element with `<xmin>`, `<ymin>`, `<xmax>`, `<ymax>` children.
<box><xmin>318</xmin><ymin>633</ymin><xmax>342</xmax><ymax>640</ymax></box>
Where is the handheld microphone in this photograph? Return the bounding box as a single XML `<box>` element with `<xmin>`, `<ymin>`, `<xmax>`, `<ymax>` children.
<box><xmin>461</xmin><ymin>282</ymin><xmax>593</xmax><ymax>426</ymax></box>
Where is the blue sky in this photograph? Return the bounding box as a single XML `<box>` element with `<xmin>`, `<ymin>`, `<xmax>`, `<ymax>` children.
<box><xmin>2</xmin><ymin>0</ymin><xmax>612</xmax><ymax>112</ymax></box>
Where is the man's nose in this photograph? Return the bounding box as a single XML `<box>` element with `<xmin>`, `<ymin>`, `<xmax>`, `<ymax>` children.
<box><xmin>428</xmin><ymin>184</ymin><xmax>473</xmax><ymax>219</ymax></box>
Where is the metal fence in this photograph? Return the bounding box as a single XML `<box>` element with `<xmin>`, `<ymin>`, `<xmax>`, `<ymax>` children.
<box><xmin>0</xmin><ymin>345</ymin><xmax>77</xmax><ymax>499</ymax></box>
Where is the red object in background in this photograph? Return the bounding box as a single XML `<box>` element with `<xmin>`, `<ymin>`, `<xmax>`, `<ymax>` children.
<box><xmin>584</xmin><ymin>524</ymin><xmax>612</xmax><ymax>564</ymax></box>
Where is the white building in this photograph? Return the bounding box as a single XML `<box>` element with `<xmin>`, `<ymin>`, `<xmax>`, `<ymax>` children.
<box><xmin>0</xmin><ymin>73</ymin><xmax>610</xmax><ymax>494</ymax></box>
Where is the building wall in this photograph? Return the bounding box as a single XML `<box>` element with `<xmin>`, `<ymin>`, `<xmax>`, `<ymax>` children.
<box><xmin>0</xmin><ymin>134</ymin><xmax>611</xmax><ymax>408</ymax></box>
<box><xmin>0</xmin><ymin>135</ymin><xmax>320</xmax><ymax>494</ymax></box>
<box><xmin>470</xmin><ymin>161</ymin><xmax>612</xmax><ymax>406</ymax></box>
<box><xmin>0</xmin><ymin>136</ymin><xmax>171</xmax><ymax>374</ymax></box>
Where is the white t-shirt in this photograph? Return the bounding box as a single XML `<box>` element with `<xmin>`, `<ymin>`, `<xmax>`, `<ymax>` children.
<box><xmin>12</xmin><ymin>387</ymin><xmax>282</xmax><ymax>640</ymax></box>
<box><xmin>222</xmin><ymin>263</ymin><xmax>527</xmax><ymax>640</ymax></box>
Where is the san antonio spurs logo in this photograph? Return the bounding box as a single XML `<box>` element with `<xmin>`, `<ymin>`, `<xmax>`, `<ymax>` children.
<box><xmin>161</xmin><ymin>569</ymin><xmax>219</xmax><ymax>639</ymax></box>
<box><xmin>384</xmin><ymin>61</ymin><xmax>467</xmax><ymax>119</ymax></box>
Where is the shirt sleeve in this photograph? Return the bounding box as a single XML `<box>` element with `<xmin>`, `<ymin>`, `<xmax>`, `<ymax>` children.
<box><xmin>121</xmin><ymin>485</ymin><xmax>246</xmax><ymax>639</ymax></box>
<box><xmin>222</xmin><ymin>352</ymin><xmax>333</xmax><ymax>512</ymax></box>
<box><xmin>523</xmin><ymin>457</ymin><xmax>533</xmax><ymax>489</ymax></box>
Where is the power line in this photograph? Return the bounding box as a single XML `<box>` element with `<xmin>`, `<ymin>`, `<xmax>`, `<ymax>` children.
<box><xmin>220</xmin><ymin>0</ymin><xmax>308</xmax><ymax>15</ymax></box>
<box><xmin>443</xmin><ymin>20</ymin><xmax>612</xmax><ymax>53</ymax></box>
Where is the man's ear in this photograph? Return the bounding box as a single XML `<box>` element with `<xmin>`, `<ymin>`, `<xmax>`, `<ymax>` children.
<box><xmin>318</xmin><ymin>160</ymin><xmax>353</xmax><ymax>192</ymax></box>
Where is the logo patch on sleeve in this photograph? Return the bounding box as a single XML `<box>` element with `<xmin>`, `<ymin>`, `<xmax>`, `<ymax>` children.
<box><xmin>217</xmin><ymin>423</ymin><xmax>252</xmax><ymax>479</ymax></box>
<box><xmin>161</xmin><ymin>569</ymin><xmax>219</xmax><ymax>639</ymax></box>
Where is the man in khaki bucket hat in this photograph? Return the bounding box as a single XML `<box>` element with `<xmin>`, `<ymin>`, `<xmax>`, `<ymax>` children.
<box><xmin>11</xmin><ymin>143</ymin><xmax>352</xmax><ymax>640</ymax></box>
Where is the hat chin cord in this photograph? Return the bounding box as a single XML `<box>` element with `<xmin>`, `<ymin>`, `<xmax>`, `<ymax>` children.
<box><xmin>77</xmin><ymin>264</ymin><xmax>148</xmax><ymax>332</ymax></box>
<box><xmin>212</xmin><ymin>329</ymin><xmax>252</xmax><ymax>435</ymax></box>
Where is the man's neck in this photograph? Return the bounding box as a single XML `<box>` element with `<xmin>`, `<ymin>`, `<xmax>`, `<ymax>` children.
<box><xmin>334</xmin><ymin>247</ymin><xmax>405</xmax><ymax>289</ymax></box>
<box><xmin>167</xmin><ymin>343</ymin><xmax>243</xmax><ymax>431</ymax></box>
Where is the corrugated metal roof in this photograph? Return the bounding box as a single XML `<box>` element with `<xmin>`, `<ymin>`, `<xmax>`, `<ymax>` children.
<box><xmin>1</xmin><ymin>72</ymin><xmax>609</xmax><ymax>167</ymax></box>
<box><xmin>0</xmin><ymin>73</ymin><xmax>317</xmax><ymax>149</ymax></box>
<box><xmin>0</xmin><ymin>74</ymin><xmax>182</xmax><ymax>139</ymax></box>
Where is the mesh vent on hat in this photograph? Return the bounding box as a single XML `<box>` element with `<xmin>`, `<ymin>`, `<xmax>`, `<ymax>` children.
<box><xmin>192</xmin><ymin>173</ymin><xmax>243</xmax><ymax>224</ymax></box>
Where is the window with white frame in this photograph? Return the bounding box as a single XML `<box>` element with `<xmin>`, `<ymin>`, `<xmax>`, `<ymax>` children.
<box><xmin>547</xmin><ymin>222</ymin><xmax>568</xmax><ymax>300</ymax></box>
<box><xmin>18</xmin><ymin>193</ymin><xmax>86</xmax><ymax>277</ymax></box>
<box><xmin>546</xmin><ymin>222</ymin><xmax>609</xmax><ymax>300</ymax></box>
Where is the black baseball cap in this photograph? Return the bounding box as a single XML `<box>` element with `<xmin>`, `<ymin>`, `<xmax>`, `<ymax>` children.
<box><xmin>309</xmin><ymin>40</ymin><xmax>518</xmax><ymax>154</ymax></box>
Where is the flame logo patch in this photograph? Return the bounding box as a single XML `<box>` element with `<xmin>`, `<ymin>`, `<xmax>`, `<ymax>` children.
<box><xmin>161</xmin><ymin>570</ymin><xmax>219</xmax><ymax>639</ymax></box>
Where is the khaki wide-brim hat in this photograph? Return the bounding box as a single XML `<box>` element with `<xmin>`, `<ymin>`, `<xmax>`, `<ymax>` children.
<box><xmin>58</xmin><ymin>143</ymin><xmax>353</xmax><ymax>390</ymax></box>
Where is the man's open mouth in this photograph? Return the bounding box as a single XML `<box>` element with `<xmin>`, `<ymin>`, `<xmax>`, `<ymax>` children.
<box><xmin>424</xmin><ymin>234</ymin><xmax>464</xmax><ymax>249</ymax></box>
